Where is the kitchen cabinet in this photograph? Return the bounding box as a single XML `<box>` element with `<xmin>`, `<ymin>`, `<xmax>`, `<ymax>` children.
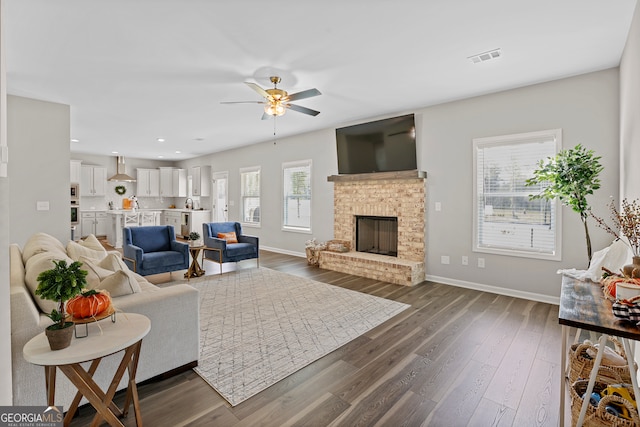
<box><xmin>81</xmin><ymin>211</ymin><xmax>108</xmax><ymax>237</ymax></box>
<box><xmin>159</xmin><ymin>167</ymin><xmax>186</xmax><ymax>198</ymax></box>
<box><xmin>190</xmin><ymin>165</ymin><xmax>211</xmax><ymax>197</ymax></box>
<box><xmin>163</xmin><ymin>210</ymin><xmax>182</xmax><ymax>236</ymax></box>
<box><xmin>70</xmin><ymin>160</ymin><xmax>82</xmax><ymax>183</ymax></box>
<box><xmin>80</xmin><ymin>165</ymin><xmax>107</xmax><ymax>196</ymax></box>
<box><xmin>136</xmin><ymin>168</ymin><xmax>160</xmax><ymax>197</ymax></box>
<box><xmin>180</xmin><ymin>210</ymin><xmax>211</xmax><ymax>238</ymax></box>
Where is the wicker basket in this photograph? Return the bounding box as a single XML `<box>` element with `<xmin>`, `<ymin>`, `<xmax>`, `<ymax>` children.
<box><xmin>570</xmin><ymin>380</ymin><xmax>639</xmax><ymax>426</ymax></box>
<box><xmin>569</xmin><ymin>338</ymin><xmax>635</xmax><ymax>384</ymax></box>
<box><xmin>305</xmin><ymin>247</ymin><xmax>322</xmax><ymax>266</ymax></box>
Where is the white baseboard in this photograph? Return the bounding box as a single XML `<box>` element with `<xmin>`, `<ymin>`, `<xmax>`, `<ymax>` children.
<box><xmin>261</xmin><ymin>246</ymin><xmax>306</xmax><ymax>258</ymax></box>
<box><xmin>424</xmin><ymin>274</ymin><xmax>560</xmax><ymax>306</ymax></box>
<box><xmin>259</xmin><ymin>247</ymin><xmax>559</xmax><ymax>305</ymax></box>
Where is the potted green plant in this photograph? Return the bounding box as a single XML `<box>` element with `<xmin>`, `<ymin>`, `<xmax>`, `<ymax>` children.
<box><xmin>188</xmin><ymin>231</ymin><xmax>201</xmax><ymax>242</ymax></box>
<box><xmin>35</xmin><ymin>259</ymin><xmax>88</xmax><ymax>350</ymax></box>
<box><xmin>526</xmin><ymin>144</ymin><xmax>603</xmax><ymax>265</ymax></box>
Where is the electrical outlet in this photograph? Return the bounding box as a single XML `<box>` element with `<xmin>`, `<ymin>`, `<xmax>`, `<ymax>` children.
<box><xmin>435</xmin><ymin>202</ymin><xmax>442</xmax><ymax>211</ymax></box>
<box><xmin>478</xmin><ymin>258</ymin><xmax>485</xmax><ymax>268</ymax></box>
<box><xmin>441</xmin><ymin>255</ymin><xmax>450</xmax><ymax>265</ymax></box>
<box><xmin>462</xmin><ymin>256</ymin><xmax>468</xmax><ymax>266</ymax></box>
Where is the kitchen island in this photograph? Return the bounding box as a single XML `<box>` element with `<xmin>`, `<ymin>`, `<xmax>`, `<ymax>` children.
<box><xmin>106</xmin><ymin>209</ymin><xmax>210</xmax><ymax>248</ymax></box>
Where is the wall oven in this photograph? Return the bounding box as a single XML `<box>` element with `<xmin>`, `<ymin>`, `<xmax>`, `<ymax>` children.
<box><xmin>71</xmin><ymin>183</ymin><xmax>79</xmax><ymax>204</ymax></box>
<box><xmin>71</xmin><ymin>205</ymin><xmax>79</xmax><ymax>225</ymax></box>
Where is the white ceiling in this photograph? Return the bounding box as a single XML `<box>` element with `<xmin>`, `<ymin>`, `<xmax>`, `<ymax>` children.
<box><xmin>4</xmin><ymin>0</ymin><xmax>637</xmax><ymax>160</ymax></box>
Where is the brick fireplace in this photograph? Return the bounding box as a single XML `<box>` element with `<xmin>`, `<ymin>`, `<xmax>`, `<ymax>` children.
<box><xmin>319</xmin><ymin>170</ymin><xmax>426</xmax><ymax>286</ymax></box>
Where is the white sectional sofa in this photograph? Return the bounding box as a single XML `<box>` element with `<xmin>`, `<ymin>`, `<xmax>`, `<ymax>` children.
<box><xmin>9</xmin><ymin>232</ymin><xmax>200</xmax><ymax>409</ymax></box>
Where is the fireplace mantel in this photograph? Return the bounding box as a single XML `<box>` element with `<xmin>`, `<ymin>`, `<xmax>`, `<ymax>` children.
<box><xmin>327</xmin><ymin>170</ymin><xmax>427</xmax><ymax>182</ymax></box>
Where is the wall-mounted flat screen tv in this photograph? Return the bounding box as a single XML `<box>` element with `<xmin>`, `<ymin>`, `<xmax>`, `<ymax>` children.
<box><xmin>336</xmin><ymin>114</ymin><xmax>416</xmax><ymax>174</ymax></box>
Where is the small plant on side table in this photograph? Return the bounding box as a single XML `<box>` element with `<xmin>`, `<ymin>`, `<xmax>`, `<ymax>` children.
<box><xmin>35</xmin><ymin>259</ymin><xmax>88</xmax><ymax>350</ymax></box>
<box><xmin>188</xmin><ymin>231</ymin><xmax>201</xmax><ymax>244</ymax></box>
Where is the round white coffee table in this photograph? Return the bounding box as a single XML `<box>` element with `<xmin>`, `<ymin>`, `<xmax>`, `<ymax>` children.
<box><xmin>23</xmin><ymin>312</ymin><xmax>150</xmax><ymax>427</ymax></box>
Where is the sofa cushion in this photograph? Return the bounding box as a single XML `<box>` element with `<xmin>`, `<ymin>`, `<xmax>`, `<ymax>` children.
<box><xmin>67</xmin><ymin>239</ymin><xmax>107</xmax><ymax>262</ymax></box>
<box><xmin>24</xmin><ymin>251</ymin><xmax>76</xmax><ymax>314</ymax></box>
<box><xmin>81</xmin><ymin>253</ymin><xmax>141</xmax><ymax>293</ymax></box>
<box><xmin>22</xmin><ymin>232</ymin><xmax>67</xmax><ymax>264</ymax></box>
<box><xmin>96</xmin><ymin>270</ymin><xmax>138</xmax><ymax>297</ymax></box>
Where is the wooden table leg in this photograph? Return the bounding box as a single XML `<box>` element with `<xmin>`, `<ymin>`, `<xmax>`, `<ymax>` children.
<box><xmin>121</xmin><ymin>340</ymin><xmax>143</xmax><ymax>424</ymax></box>
<box><xmin>45</xmin><ymin>366</ymin><xmax>56</xmax><ymax>407</ymax></box>
<box><xmin>64</xmin><ymin>358</ymin><xmax>102</xmax><ymax>426</ymax></box>
<box><xmin>622</xmin><ymin>338</ymin><xmax>640</xmax><ymax>421</ymax></box>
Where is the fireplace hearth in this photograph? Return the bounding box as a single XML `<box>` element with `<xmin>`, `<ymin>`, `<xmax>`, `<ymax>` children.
<box><xmin>356</xmin><ymin>216</ymin><xmax>398</xmax><ymax>256</ymax></box>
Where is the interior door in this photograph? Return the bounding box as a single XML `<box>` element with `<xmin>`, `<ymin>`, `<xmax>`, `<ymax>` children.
<box><xmin>212</xmin><ymin>172</ymin><xmax>228</xmax><ymax>222</ymax></box>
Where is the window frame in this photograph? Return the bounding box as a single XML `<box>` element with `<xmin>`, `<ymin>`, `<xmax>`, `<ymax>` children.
<box><xmin>281</xmin><ymin>159</ymin><xmax>312</xmax><ymax>233</ymax></box>
<box><xmin>472</xmin><ymin>128</ymin><xmax>562</xmax><ymax>260</ymax></box>
<box><xmin>240</xmin><ymin>166</ymin><xmax>261</xmax><ymax>228</ymax></box>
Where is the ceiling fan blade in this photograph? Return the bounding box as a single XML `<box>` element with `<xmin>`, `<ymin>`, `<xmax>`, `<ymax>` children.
<box><xmin>261</xmin><ymin>112</ymin><xmax>271</xmax><ymax>121</ymax></box>
<box><xmin>220</xmin><ymin>101</ymin><xmax>266</xmax><ymax>104</ymax></box>
<box><xmin>245</xmin><ymin>82</ymin><xmax>269</xmax><ymax>99</ymax></box>
<box><xmin>287</xmin><ymin>103</ymin><xmax>321</xmax><ymax>116</ymax></box>
<box><xmin>287</xmin><ymin>88</ymin><xmax>321</xmax><ymax>102</ymax></box>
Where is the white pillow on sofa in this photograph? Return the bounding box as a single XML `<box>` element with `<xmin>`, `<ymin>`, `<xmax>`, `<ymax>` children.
<box><xmin>80</xmin><ymin>253</ymin><xmax>141</xmax><ymax>293</ymax></box>
<box><xmin>67</xmin><ymin>238</ymin><xmax>107</xmax><ymax>262</ymax></box>
<box><xmin>24</xmin><ymin>251</ymin><xmax>76</xmax><ymax>314</ymax></box>
<box><xmin>96</xmin><ymin>270</ymin><xmax>138</xmax><ymax>297</ymax></box>
<box><xmin>22</xmin><ymin>232</ymin><xmax>67</xmax><ymax>264</ymax></box>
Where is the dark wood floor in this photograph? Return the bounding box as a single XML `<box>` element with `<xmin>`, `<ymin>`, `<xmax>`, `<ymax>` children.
<box><xmin>70</xmin><ymin>250</ymin><xmax>566</xmax><ymax>426</ymax></box>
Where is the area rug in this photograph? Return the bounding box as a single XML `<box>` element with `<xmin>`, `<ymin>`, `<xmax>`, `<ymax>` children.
<box><xmin>188</xmin><ymin>267</ymin><xmax>410</xmax><ymax>406</ymax></box>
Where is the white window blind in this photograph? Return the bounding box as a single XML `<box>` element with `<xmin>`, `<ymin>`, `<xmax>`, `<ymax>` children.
<box><xmin>240</xmin><ymin>166</ymin><xmax>260</xmax><ymax>226</ymax></box>
<box><xmin>282</xmin><ymin>160</ymin><xmax>312</xmax><ymax>232</ymax></box>
<box><xmin>473</xmin><ymin>129</ymin><xmax>561</xmax><ymax>260</ymax></box>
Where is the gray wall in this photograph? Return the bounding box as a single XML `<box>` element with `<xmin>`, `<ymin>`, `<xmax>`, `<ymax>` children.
<box><xmin>181</xmin><ymin>69</ymin><xmax>620</xmax><ymax>301</ymax></box>
<box><xmin>621</xmin><ymin>2</ymin><xmax>640</xmax><ymax>200</ymax></box>
<box><xmin>0</xmin><ymin>0</ymin><xmax>9</xmax><ymax>404</ymax></box>
<box><xmin>8</xmin><ymin>95</ymin><xmax>70</xmax><ymax>248</ymax></box>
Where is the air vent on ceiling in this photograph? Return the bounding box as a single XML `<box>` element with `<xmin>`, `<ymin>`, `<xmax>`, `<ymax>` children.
<box><xmin>468</xmin><ymin>48</ymin><xmax>502</xmax><ymax>64</ymax></box>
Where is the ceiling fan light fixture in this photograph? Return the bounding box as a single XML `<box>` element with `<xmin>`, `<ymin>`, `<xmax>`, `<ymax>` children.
<box><xmin>265</xmin><ymin>102</ymin><xmax>286</xmax><ymax>116</ymax></box>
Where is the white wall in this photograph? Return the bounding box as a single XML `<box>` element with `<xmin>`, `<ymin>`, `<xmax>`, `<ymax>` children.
<box><xmin>621</xmin><ymin>1</ymin><xmax>640</xmax><ymax>201</ymax></box>
<box><xmin>181</xmin><ymin>69</ymin><xmax>620</xmax><ymax>301</ymax></box>
<box><xmin>0</xmin><ymin>0</ymin><xmax>11</xmax><ymax>405</ymax></box>
<box><xmin>8</xmin><ymin>96</ymin><xmax>71</xmax><ymax>248</ymax></box>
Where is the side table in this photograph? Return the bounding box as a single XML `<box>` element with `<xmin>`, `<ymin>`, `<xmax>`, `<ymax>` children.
<box><xmin>23</xmin><ymin>313</ymin><xmax>151</xmax><ymax>427</ymax></box>
<box><xmin>185</xmin><ymin>244</ymin><xmax>206</xmax><ymax>279</ymax></box>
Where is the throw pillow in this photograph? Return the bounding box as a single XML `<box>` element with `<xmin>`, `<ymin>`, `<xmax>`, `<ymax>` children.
<box><xmin>67</xmin><ymin>240</ymin><xmax>107</xmax><ymax>262</ymax></box>
<box><xmin>79</xmin><ymin>234</ymin><xmax>106</xmax><ymax>253</ymax></box>
<box><xmin>24</xmin><ymin>251</ymin><xmax>75</xmax><ymax>314</ymax></box>
<box><xmin>217</xmin><ymin>231</ymin><xmax>238</xmax><ymax>244</ymax></box>
<box><xmin>22</xmin><ymin>232</ymin><xmax>67</xmax><ymax>264</ymax></box>
<box><xmin>78</xmin><ymin>256</ymin><xmax>115</xmax><ymax>289</ymax></box>
<box><xmin>96</xmin><ymin>270</ymin><xmax>137</xmax><ymax>297</ymax></box>
<box><xmin>97</xmin><ymin>253</ymin><xmax>141</xmax><ymax>293</ymax></box>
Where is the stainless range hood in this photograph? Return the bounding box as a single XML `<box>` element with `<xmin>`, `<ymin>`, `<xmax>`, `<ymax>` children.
<box><xmin>107</xmin><ymin>156</ymin><xmax>136</xmax><ymax>182</ymax></box>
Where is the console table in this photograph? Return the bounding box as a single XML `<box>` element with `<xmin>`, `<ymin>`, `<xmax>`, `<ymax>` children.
<box><xmin>559</xmin><ymin>275</ymin><xmax>640</xmax><ymax>426</ymax></box>
<box><xmin>23</xmin><ymin>313</ymin><xmax>151</xmax><ymax>427</ymax></box>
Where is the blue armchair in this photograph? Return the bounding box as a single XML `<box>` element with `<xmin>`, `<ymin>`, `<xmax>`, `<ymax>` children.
<box><xmin>203</xmin><ymin>222</ymin><xmax>259</xmax><ymax>273</ymax></box>
<box><xmin>123</xmin><ymin>225</ymin><xmax>189</xmax><ymax>276</ymax></box>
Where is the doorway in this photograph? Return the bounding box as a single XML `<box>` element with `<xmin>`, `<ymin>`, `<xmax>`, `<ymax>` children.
<box><xmin>212</xmin><ymin>171</ymin><xmax>229</xmax><ymax>222</ymax></box>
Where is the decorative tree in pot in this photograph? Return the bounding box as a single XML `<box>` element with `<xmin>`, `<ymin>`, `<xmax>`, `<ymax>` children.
<box><xmin>35</xmin><ymin>259</ymin><xmax>88</xmax><ymax>350</ymax></box>
<box><xmin>526</xmin><ymin>144</ymin><xmax>603</xmax><ymax>265</ymax></box>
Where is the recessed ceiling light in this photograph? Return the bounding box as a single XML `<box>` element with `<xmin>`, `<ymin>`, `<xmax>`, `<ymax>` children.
<box><xmin>158</xmin><ymin>155</ymin><xmax>164</xmax><ymax>159</ymax></box>
<box><xmin>175</xmin><ymin>151</ymin><xmax>181</xmax><ymax>154</ymax></box>
<box><xmin>157</xmin><ymin>138</ymin><xmax>165</xmax><ymax>142</ymax></box>
<box><xmin>468</xmin><ymin>48</ymin><xmax>502</xmax><ymax>64</ymax></box>
<box><xmin>112</xmin><ymin>151</ymin><xmax>118</xmax><ymax>154</ymax></box>
<box><xmin>71</xmin><ymin>139</ymin><xmax>79</xmax><ymax>143</ymax></box>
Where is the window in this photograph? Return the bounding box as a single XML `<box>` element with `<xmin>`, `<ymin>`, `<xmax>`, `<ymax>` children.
<box><xmin>282</xmin><ymin>160</ymin><xmax>312</xmax><ymax>232</ymax></box>
<box><xmin>240</xmin><ymin>166</ymin><xmax>260</xmax><ymax>226</ymax></box>
<box><xmin>473</xmin><ymin>129</ymin><xmax>562</xmax><ymax>260</ymax></box>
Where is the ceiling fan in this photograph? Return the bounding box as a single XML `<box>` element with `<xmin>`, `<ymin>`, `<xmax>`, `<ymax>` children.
<box><xmin>222</xmin><ymin>76</ymin><xmax>321</xmax><ymax>120</ymax></box>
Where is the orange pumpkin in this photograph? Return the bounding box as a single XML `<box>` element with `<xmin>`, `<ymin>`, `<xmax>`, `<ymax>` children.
<box><xmin>66</xmin><ymin>289</ymin><xmax>111</xmax><ymax>319</ymax></box>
